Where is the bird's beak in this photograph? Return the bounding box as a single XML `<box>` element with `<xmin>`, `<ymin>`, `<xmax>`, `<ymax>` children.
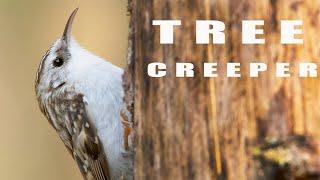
<box><xmin>62</xmin><ymin>8</ymin><xmax>79</xmax><ymax>46</ymax></box>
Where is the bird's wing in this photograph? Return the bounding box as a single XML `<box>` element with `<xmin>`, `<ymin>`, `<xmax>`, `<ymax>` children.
<box><xmin>45</xmin><ymin>91</ymin><xmax>110</xmax><ymax>180</ymax></box>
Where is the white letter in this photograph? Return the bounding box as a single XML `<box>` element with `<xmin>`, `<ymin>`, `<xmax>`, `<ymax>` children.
<box><xmin>176</xmin><ymin>63</ymin><xmax>194</xmax><ymax>77</ymax></box>
<box><xmin>250</xmin><ymin>63</ymin><xmax>267</xmax><ymax>77</ymax></box>
<box><xmin>196</xmin><ymin>20</ymin><xmax>225</xmax><ymax>44</ymax></box>
<box><xmin>148</xmin><ymin>63</ymin><xmax>166</xmax><ymax>77</ymax></box>
<box><xmin>152</xmin><ymin>20</ymin><xmax>181</xmax><ymax>44</ymax></box>
<box><xmin>276</xmin><ymin>63</ymin><xmax>290</xmax><ymax>77</ymax></box>
<box><xmin>204</xmin><ymin>63</ymin><xmax>218</xmax><ymax>77</ymax></box>
<box><xmin>242</xmin><ymin>20</ymin><xmax>265</xmax><ymax>44</ymax></box>
<box><xmin>299</xmin><ymin>63</ymin><xmax>317</xmax><ymax>77</ymax></box>
<box><xmin>281</xmin><ymin>20</ymin><xmax>303</xmax><ymax>44</ymax></box>
<box><xmin>227</xmin><ymin>63</ymin><xmax>241</xmax><ymax>77</ymax></box>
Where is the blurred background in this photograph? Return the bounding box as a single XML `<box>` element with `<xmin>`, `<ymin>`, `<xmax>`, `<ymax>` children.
<box><xmin>0</xmin><ymin>0</ymin><xmax>128</xmax><ymax>179</ymax></box>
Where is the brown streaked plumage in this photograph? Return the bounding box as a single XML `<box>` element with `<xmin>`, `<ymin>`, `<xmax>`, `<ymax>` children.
<box><xmin>35</xmin><ymin>8</ymin><xmax>133</xmax><ymax>179</ymax></box>
<box><xmin>38</xmin><ymin>88</ymin><xmax>111</xmax><ymax>180</ymax></box>
<box><xmin>35</xmin><ymin>9</ymin><xmax>112</xmax><ymax>180</ymax></box>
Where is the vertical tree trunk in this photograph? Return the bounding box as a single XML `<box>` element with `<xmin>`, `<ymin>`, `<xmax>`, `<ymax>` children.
<box><xmin>123</xmin><ymin>0</ymin><xmax>320</xmax><ymax>179</ymax></box>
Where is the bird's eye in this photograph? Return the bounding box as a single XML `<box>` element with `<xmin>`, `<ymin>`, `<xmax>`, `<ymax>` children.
<box><xmin>53</xmin><ymin>57</ymin><xmax>64</xmax><ymax>67</ymax></box>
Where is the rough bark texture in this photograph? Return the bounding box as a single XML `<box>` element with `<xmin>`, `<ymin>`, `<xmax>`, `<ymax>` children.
<box><xmin>123</xmin><ymin>0</ymin><xmax>320</xmax><ymax>179</ymax></box>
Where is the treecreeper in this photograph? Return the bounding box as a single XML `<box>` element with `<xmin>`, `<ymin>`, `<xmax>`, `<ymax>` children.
<box><xmin>35</xmin><ymin>8</ymin><xmax>133</xmax><ymax>180</ymax></box>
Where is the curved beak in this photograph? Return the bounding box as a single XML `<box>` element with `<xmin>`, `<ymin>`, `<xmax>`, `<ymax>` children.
<box><xmin>62</xmin><ymin>8</ymin><xmax>79</xmax><ymax>46</ymax></box>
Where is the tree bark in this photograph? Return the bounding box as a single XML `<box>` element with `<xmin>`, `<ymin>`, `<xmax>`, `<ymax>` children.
<box><xmin>123</xmin><ymin>0</ymin><xmax>320</xmax><ymax>179</ymax></box>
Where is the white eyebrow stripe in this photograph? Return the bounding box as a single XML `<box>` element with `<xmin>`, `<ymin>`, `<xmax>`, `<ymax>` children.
<box><xmin>36</xmin><ymin>46</ymin><xmax>53</xmax><ymax>84</ymax></box>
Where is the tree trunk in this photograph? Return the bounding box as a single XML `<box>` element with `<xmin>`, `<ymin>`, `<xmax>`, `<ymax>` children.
<box><xmin>123</xmin><ymin>0</ymin><xmax>320</xmax><ymax>179</ymax></box>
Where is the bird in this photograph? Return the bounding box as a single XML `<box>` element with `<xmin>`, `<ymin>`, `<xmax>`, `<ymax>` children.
<box><xmin>35</xmin><ymin>8</ymin><xmax>133</xmax><ymax>180</ymax></box>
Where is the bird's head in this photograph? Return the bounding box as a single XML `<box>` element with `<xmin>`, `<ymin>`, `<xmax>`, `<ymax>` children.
<box><xmin>35</xmin><ymin>8</ymin><xmax>80</xmax><ymax>96</ymax></box>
